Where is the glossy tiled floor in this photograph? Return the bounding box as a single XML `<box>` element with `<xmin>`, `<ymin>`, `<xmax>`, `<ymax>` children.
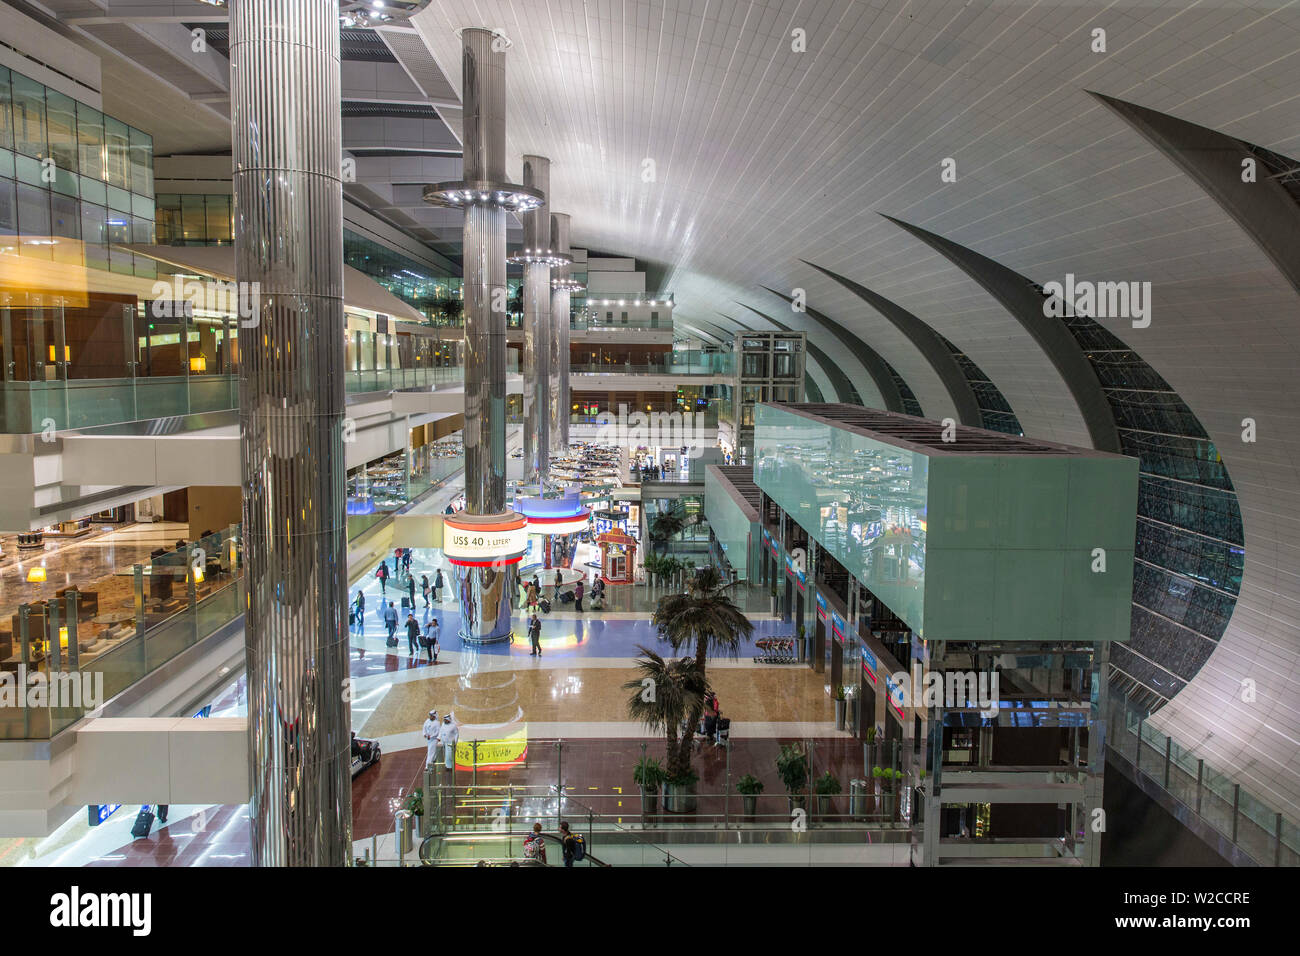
<box><xmin>0</xmin><ymin>521</ymin><xmax>190</xmax><ymax>626</ymax></box>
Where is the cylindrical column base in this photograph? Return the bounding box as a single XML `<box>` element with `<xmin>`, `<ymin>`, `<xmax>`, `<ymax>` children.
<box><xmin>453</xmin><ymin>563</ymin><xmax>516</xmax><ymax>644</ymax></box>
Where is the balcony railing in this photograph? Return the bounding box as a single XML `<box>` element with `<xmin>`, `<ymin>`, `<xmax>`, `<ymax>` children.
<box><xmin>1</xmin><ymin>364</ymin><xmax>468</xmax><ymax>433</ymax></box>
<box><xmin>1107</xmin><ymin>691</ymin><xmax>1300</xmax><ymax>866</ymax></box>
<box><xmin>0</xmin><ymin>526</ymin><xmax>244</xmax><ymax>740</ymax></box>
<box><xmin>571</xmin><ymin>352</ymin><xmax>733</xmax><ymax>377</ymax></box>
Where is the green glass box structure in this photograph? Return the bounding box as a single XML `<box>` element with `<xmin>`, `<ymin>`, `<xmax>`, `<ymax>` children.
<box><xmin>753</xmin><ymin>403</ymin><xmax>1137</xmax><ymax>645</ymax></box>
<box><xmin>751</xmin><ymin>403</ymin><xmax>1140</xmax><ymax>864</ymax></box>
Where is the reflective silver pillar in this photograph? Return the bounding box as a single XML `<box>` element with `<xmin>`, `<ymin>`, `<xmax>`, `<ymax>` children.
<box><xmin>231</xmin><ymin>0</ymin><xmax>351</xmax><ymax>866</ymax></box>
<box><xmin>549</xmin><ymin>213</ymin><xmax>575</xmax><ymax>454</ymax></box>
<box><xmin>424</xmin><ymin>28</ymin><xmax>541</xmax><ymax>644</ymax></box>
<box><xmin>463</xmin><ymin>196</ymin><xmax>508</xmax><ymax>515</ymax></box>
<box><xmin>519</xmin><ymin>155</ymin><xmax>551</xmax><ymax>484</ymax></box>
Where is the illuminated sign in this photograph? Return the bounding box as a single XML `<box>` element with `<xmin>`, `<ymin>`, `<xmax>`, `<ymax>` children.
<box><xmin>453</xmin><ymin>724</ymin><xmax>529</xmax><ymax>771</ymax></box>
<box><xmin>861</xmin><ymin>646</ymin><xmax>878</xmax><ymax>685</ymax></box>
<box><xmin>442</xmin><ymin>513</ymin><xmax>528</xmax><ymax>566</ymax></box>
<box><xmin>523</xmin><ymin>513</ymin><xmax>590</xmax><ymax>535</ymax></box>
<box><xmin>87</xmin><ymin>803</ymin><xmax>121</xmax><ymax>827</ymax></box>
<box><xmin>884</xmin><ymin>674</ymin><xmax>906</xmax><ymax>720</ymax></box>
<box><xmin>514</xmin><ymin>494</ymin><xmax>592</xmax><ymax>536</ymax></box>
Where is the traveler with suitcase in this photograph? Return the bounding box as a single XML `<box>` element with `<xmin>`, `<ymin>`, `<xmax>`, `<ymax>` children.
<box><xmin>131</xmin><ymin>805</ymin><xmax>155</xmax><ymax>839</ymax></box>
<box><xmin>384</xmin><ymin>602</ymin><xmax>399</xmax><ymax>646</ymax></box>
<box><xmin>423</xmin><ymin>618</ymin><xmax>440</xmax><ymax>663</ymax></box>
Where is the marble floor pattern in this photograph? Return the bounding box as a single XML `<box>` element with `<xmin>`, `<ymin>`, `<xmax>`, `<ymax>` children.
<box><xmin>0</xmin><ymin>521</ymin><xmax>191</xmax><ymax>624</ymax></box>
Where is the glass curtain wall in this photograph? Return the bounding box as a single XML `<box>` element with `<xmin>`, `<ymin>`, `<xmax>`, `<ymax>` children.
<box><xmin>0</xmin><ymin>66</ymin><xmax>155</xmax><ymax>276</ymax></box>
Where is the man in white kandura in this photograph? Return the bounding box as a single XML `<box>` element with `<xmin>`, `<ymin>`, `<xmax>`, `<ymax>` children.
<box><xmin>423</xmin><ymin>709</ymin><xmax>441</xmax><ymax>770</ymax></box>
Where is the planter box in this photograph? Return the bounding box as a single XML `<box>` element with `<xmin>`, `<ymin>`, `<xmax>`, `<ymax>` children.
<box><xmin>663</xmin><ymin>780</ymin><xmax>698</xmax><ymax>813</ymax></box>
<box><xmin>639</xmin><ymin>786</ymin><xmax>659</xmax><ymax>817</ymax></box>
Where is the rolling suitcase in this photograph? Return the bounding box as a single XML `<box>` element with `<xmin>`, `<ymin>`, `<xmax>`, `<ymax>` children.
<box><xmin>131</xmin><ymin>805</ymin><xmax>155</xmax><ymax>839</ymax></box>
<box><xmin>539</xmin><ymin>598</ymin><xmax>552</xmax><ymax>614</ymax></box>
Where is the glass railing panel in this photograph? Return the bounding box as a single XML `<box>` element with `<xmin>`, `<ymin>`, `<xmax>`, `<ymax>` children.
<box><xmin>188</xmin><ymin>374</ymin><xmax>237</xmax><ymax>414</ymax></box>
<box><xmin>1235</xmin><ymin>788</ymin><xmax>1274</xmax><ymax>861</ymax></box>
<box><xmin>1198</xmin><ymin>765</ymin><xmax>1236</xmax><ymax>838</ymax></box>
<box><xmin>66</xmin><ymin>378</ymin><xmax>141</xmax><ymax>427</ymax></box>
<box><xmin>133</xmin><ymin>375</ymin><xmax>189</xmax><ymax>420</ymax></box>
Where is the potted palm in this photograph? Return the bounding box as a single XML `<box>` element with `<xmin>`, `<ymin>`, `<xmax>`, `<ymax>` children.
<box><xmin>813</xmin><ymin>771</ymin><xmax>841</xmax><ymax>818</ymax></box>
<box><xmin>648</xmin><ymin>505</ymin><xmax>689</xmax><ymax>556</ymax></box>
<box><xmin>776</xmin><ymin>743</ymin><xmax>809</xmax><ymax>811</ymax></box>
<box><xmin>889</xmin><ymin>768</ymin><xmax>905</xmax><ymax>821</ymax></box>
<box><xmin>833</xmin><ymin>684</ymin><xmax>847</xmax><ymax>730</ymax></box>
<box><xmin>735</xmin><ymin>773</ymin><xmax>764</xmax><ymax>819</ymax></box>
<box><xmin>632</xmin><ymin>756</ymin><xmax>666</xmax><ymax>817</ymax></box>
<box><xmin>663</xmin><ymin>768</ymin><xmax>699</xmax><ymax>813</ymax></box>
<box><xmin>654</xmin><ymin>565</ymin><xmax>753</xmax><ymax>761</ymax></box>
<box><xmin>795</xmin><ymin>624</ymin><xmax>807</xmax><ymax>663</ymax></box>
<box><xmin>404</xmin><ymin>788</ymin><xmax>424</xmax><ymax>838</ymax></box>
<box><xmin>623</xmin><ymin>646</ymin><xmax>709</xmax><ymax>814</ymax></box>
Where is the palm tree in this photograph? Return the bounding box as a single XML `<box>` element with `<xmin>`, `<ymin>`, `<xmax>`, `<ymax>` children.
<box><xmin>623</xmin><ymin>645</ymin><xmax>709</xmax><ymax>780</ymax></box>
<box><xmin>653</xmin><ymin>565</ymin><xmax>754</xmax><ymax>756</ymax></box>
<box><xmin>648</xmin><ymin>505</ymin><xmax>688</xmax><ymax>556</ymax></box>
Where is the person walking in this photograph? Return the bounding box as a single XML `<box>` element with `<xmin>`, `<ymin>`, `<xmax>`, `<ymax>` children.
<box><xmin>384</xmin><ymin>601</ymin><xmax>399</xmax><ymax>646</ymax></box>
<box><xmin>559</xmin><ymin>821</ymin><xmax>576</xmax><ymax>867</ymax></box>
<box><xmin>405</xmin><ymin>612</ymin><xmax>421</xmax><ymax>657</ymax></box>
<box><xmin>573</xmin><ymin>577</ymin><xmax>584</xmax><ymax>613</ymax></box>
<box><xmin>527</xmin><ymin>580</ymin><xmax>539</xmax><ymax>613</ymax></box>
<box><xmin>354</xmin><ymin>590</ymin><xmax>365</xmax><ymax>629</ymax></box>
<box><xmin>424</xmin><ymin>617</ymin><xmax>440</xmax><ymax>663</ymax></box>
<box><xmin>528</xmin><ymin>613</ymin><xmax>543</xmax><ymax>657</ymax></box>
<box><xmin>423</xmin><ymin>709</ymin><xmax>441</xmax><ymax>770</ymax></box>
<box><xmin>406</xmin><ymin>572</ymin><xmax>416</xmax><ymax>610</ymax></box>
<box><xmin>401</xmin><ymin>548</ymin><xmax>412</xmax><ymax>575</ymax></box>
<box><xmin>552</xmin><ymin>569</ymin><xmax>562</xmax><ymax>604</ymax></box>
<box><xmin>439</xmin><ymin>712</ymin><xmax>459</xmax><ymax>771</ymax></box>
<box><xmin>433</xmin><ymin>568</ymin><xmax>445</xmax><ymax>603</ymax></box>
<box><xmin>523</xmin><ymin>822</ymin><xmax>547</xmax><ymax>864</ymax></box>
<box><xmin>421</xmin><ymin>574</ymin><xmax>431</xmax><ymax>608</ymax></box>
<box><xmin>376</xmin><ymin>560</ymin><xmax>390</xmax><ymax>597</ymax></box>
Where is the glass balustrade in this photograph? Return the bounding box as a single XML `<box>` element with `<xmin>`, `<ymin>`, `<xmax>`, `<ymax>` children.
<box><xmin>1109</xmin><ymin>691</ymin><xmax>1299</xmax><ymax>866</ymax></box>
<box><xmin>1</xmin><ymin>364</ymin><xmax>468</xmax><ymax>433</ymax></box>
<box><xmin>570</xmin><ymin>350</ymin><xmax>733</xmax><ymax>376</ymax></box>
<box><xmin>0</xmin><ymin>526</ymin><xmax>243</xmax><ymax>740</ymax></box>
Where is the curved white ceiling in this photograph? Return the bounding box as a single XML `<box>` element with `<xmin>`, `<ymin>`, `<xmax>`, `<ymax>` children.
<box><xmin>410</xmin><ymin>0</ymin><xmax>1300</xmax><ymax>819</ymax></box>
